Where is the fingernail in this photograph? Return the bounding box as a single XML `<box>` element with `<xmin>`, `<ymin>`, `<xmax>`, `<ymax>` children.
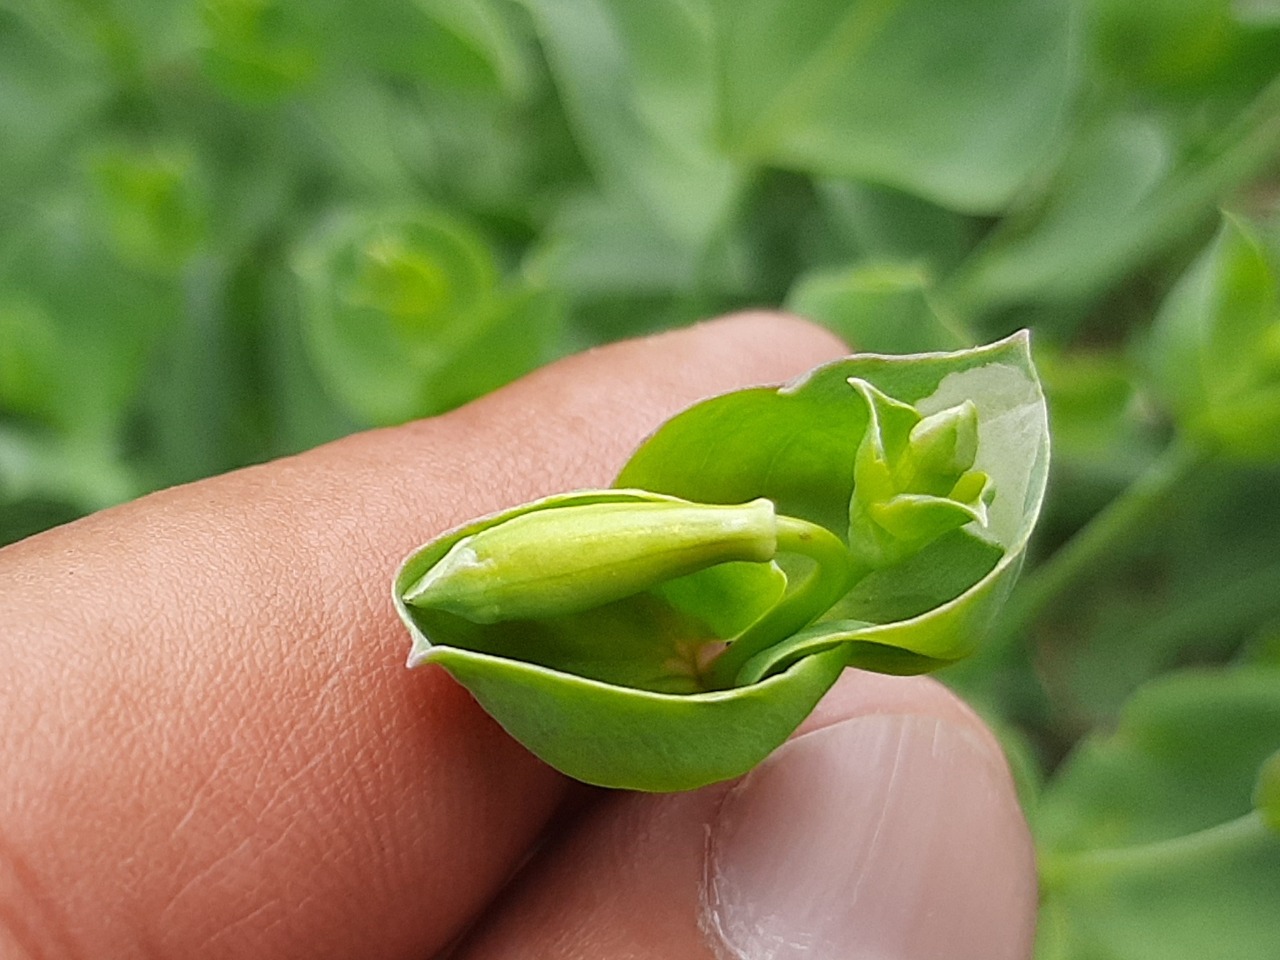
<box><xmin>704</xmin><ymin>713</ymin><xmax>1037</xmax><ymax>960</ymax></box>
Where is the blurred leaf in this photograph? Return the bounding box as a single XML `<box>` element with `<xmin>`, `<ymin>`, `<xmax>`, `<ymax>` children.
<box><xmin>1090</xmin><ymin>0</ymin><xmax>1280</xmax><ymax>98</ymax></box>
<box><xmin>1035</xmin><ymin>666</ymin><xmax>1280</xmax><ymax>960</ymax></box>
<box><xmin>201</xmin><ymin>0</ymin><xmax>317</xmax><ymax>100</ymax></box>
<box><xmin>1035</xmin><ymin>346</ymin><xmax>1150</xmax><ymax>481</ymax></box>
<box><xmin>1257</xmin><ymin>748</ymin><xmax>1280</xmax><ymax>833</ymax></box>
<box><xmin>89</xmin><ymin>142</ymin><xmax>209</xmax><ymax>272</ymax></box>
<box><xmin>0</xmin><ymin>195</ymin><xmax>179</xmax><ymax>438</ymax></box>
<box><xmin>529</xmin><ymin>191</ymin><xmax>719</xmax><ymax>300</ymax></box>
<box><xmin>1147</xmin><ymin>213</ymin><xmax>1280</xmax><ymax>459</ymax></box>
<box><xmin>787</xmin><ymin>260</ymin><xmax>967</xmax><ymax>353</ymax></box>
<box><xmin>410</xmin><ymin>0</ymin><xmax>535</xmax><ymax>94</ymax></box>
<box><xmin>0</xmin><ymin>295</ymin><xmax>63</xmax><ymax>426</ymax></box>
<box><xmin>1236</xmin><ymin>0</ymin><xmax>1280</xmax><ymax>26</ymax></box>
<box><xmin>0</xmin><ymin>6</ymin><xmax>106</xmax><ymax>197</ymax></box>
<box><xmin>0</xmin><ymin>423</ymin><xmax>140</xmax><ymax>512</ymax></box>
<box><xmin>1035</xmin><ymin>461</ymin><xmax>1280</xmax><ymax>730</ymax></box>
<box><xmin>714</xmin><ymin>0</ymin><xmax>1077</xmax><ymax>211</ymax></box>
<box><xmin>520</xmin><ymin>0</ymin><xmax>741</xmax><ymax>249</ymax></box>
<box><xmin>294</xmin><ymin>208</ymin><xmax>558</xmax><ymax>424</ymax></box>
<box><xmin>946</xmin><ymin>113</ymin><xmax>1178</xmax><ymax>313</ymax></box>
<box><xmin>203</xmin><ymin>0</ymin><xmax>533</xmax><ymax>102</ymax></box>
<box><xmin>814</xmin><ymin>180</ymin><xmax>977</xmax><ymax>274</ymax></box>
<box><xmin>313</xmin><ymin>0</ymin><xmax>527</xmax><ymax>91</ymax></box>
<box><xmin>947</xmin><ymin>32</ymin><xmax>1280</xmax><ymax>320</ymax></box>
<box><xmin>1090</xmin><ymin>0</ymin><xmax>1235</xmax><ymax>93</ymax></box>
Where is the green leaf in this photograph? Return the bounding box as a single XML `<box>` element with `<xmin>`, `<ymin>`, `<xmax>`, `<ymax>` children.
<box><xmin>519</xmin><ymin>0</ymin><xmax>740</xmax><ymax>249</ymax></box>
<box><xmin>0</xmin><ymin>7</ymin><xmax>106</xmax><ymax>197</ymax></box>
<box><xmin>89</xmin><ymin>142</ymin><xmax>209</xmax><ymax>273</ymax></box>
<box><xmin>1147</xmin><ymin>213</ymin><xmax>1280</xmax><ymax>459</ymax></box>
<box><xmin>1035</xmin><ymin>666</ymin><xmax>1280</xmax><ymax>960</ymax></box>
<box><xmin>786</xmin><ymin>260</ymin><xmax>968</xmax><ymax>354</ymax></box>
<box><xmin>0</xmin><ymin>194</ymin><xmax>179</xmax><ymax>439</ymax></box>
<box><xmin>1089</xmin><ymin>0</ymin><xmax>1280</xmax><ymax>97</ymax></box>
<box><xmin>201</xmin><ymin>0</ymin><xmax>317</xmax><ymax>101</ymax></box>
<box><xmin>0</xmin><ymin>423</ymin><xmax>140</xmax><ymax>513</ymax></box>
<box><xmin>946</xmin><ymin>113</ymin><xmax>1177</xmax><ymax>313</ymax></box>
<box><xmin>423</xmin><ymin>642</ymin><xmax>846</xmax><ymax>792</ymax></box>
<box><xmin>293</xmin><ymin>208</ymin><xmax>558</xmax><ymax>424</ymax></box>
<box><xmin>946</xmin><ymin>71</ymin><xmax>1280</xmax><ymax>319</ymax></box>
<box><xmin>712</xmin><ymin>0</ymin><xmax>1077</xmax><ymax>211</ymax></box>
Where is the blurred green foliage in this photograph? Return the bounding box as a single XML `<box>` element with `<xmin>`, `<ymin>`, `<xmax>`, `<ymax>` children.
<box><xmin>1</xmin><ymin>0</ymin><xmax>1278</xmax><ymax>952</ymax></box>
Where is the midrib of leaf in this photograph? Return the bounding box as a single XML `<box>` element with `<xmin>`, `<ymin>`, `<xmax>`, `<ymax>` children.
<box><xmin>1039</xmin><ymin>811</ymin><xmax>1274</xmax><ymax>888</ymax></box>
<box><xmin>722</xmin><ymin>0</ymin><xmax>903</xmax><ymax>159</ymax></box>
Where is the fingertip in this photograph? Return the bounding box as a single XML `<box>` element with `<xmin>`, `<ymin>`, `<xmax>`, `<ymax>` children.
<box><xmin>706</xmin><ymin>695</ymin><xmax>1037</xmax><ymax>960</ymax></box>
<box><xmin>629</xmin><ymin>310</ymin><xmax>850</xmax><ymax>398</ymax></box>
<box><xmin>678</xmin><ymin>310</ymin><xmax>851</xmax><ymax>367</ymax></box>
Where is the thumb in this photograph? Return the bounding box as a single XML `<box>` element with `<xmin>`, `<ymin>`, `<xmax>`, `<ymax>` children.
<box><xmin>705</xmin><ymin>679</ymin><xmax>1038</xmax><ymax>959</ymax></box>
<box><xmin>451</xmin><ymin>670</ymin><xmax>1038</xmax><ymax>960</ymax></box>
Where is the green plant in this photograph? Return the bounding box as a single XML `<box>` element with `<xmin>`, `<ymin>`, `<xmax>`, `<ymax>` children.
<box><xmin>394</xmin><ymin>334</ymin><xmax>1049</xmax><ymax>789</ymax></box>
<box><xmin>2</xmin><ymin>0</ymin><xmax>1278</xmax><ymax>951</ymax></box>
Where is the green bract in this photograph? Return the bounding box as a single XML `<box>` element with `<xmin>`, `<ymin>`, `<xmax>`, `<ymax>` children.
<box><xmin>394</xmin><ymin>332</ymin><xmax>1049</xmax><ymax>789</ymax></box>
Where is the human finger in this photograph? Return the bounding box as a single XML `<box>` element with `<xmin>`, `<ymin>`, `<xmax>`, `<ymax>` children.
<box><xmin>0</xmin><ymin>313</ymin><xmax>847</xmax><ymax>960</ymax></box>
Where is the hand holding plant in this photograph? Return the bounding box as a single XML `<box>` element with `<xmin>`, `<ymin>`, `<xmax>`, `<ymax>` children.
<box><xmin>0</xmin><ymin>315</ymin><xmax>1038</xmax><ymax>960</ymax></box>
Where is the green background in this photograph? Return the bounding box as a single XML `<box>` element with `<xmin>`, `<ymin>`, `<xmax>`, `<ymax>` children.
<box><xmin>2</xmin><ymin>0</ymin><xmax>1278</xmax><ymax>953</ymax></box>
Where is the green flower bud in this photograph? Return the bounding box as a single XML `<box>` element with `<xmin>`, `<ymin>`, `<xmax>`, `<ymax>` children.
<box><xmin>902</xmin><ymin>400</ymin><xmax>980</xmax><ymax>492</ymax></box>
<box><xmin>848</xmin><ymin>378</ymin><xmax>994</xmax><ymax>569</ymax></box>
<box><xmin>1254</xmin><ymin>749</ymin><xmax>1280</xmax><ymax>836</ymax></box>
<box><xmin>403</xmin><ymin>497</ymin><xmax>779</xmax><ymax>623</ymax></box>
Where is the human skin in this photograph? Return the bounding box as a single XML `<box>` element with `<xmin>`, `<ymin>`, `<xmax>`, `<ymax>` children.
<box><xmin>0</xmin><ymin>313</ymin><xmax>1037</xmax><ymax>960</ymax></box>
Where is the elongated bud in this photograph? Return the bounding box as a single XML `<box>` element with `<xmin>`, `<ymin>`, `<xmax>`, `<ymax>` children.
<box><xmin>904</xmin><ymin>400</ymin><xmax>980</xmax><ymax>491</ymax></box>
<box><xmin>403</xmin><ymin>498</ymin><xmax>779</xmax><ymax>623</ymax></box>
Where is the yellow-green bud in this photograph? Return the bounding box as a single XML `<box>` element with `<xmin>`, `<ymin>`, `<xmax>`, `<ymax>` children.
<box><xmin>905</xmin><ymin>400</ymin><xmax>980</xmax><ymax>489</ymax></box>
<box><xmin>403</xmin><ymin>498</ymin><xmax>779</xmax><ymax>623</ymax></box>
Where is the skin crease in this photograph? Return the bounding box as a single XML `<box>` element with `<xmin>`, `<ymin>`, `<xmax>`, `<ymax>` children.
<box><xmin>0</xmin><ymin>312</ymin><xmax>1036</xmax><ymax>960</ymax></box>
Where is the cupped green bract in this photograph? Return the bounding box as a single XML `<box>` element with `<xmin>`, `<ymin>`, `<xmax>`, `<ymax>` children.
<box><xmin>395</xmin><ymin>490</ymin><xmax>839</xmax><ymax>790</ymax></box>
<box><xmin>395</xmin><ymin>333</ymin><xmax>1049</xmax><ymax>790</ymax></box>
<box><xmin>397</xmin><ymin>490</ymin><xmax>787</xmax><ymax>695</ymax></box>
<box><xmin>619</xmin><ymin>330</ymin><xmax>1049</xmax><ymax>683</ymax></box>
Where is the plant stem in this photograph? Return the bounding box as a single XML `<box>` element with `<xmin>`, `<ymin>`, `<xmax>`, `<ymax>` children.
<box><xmin>1040</xmin><ymin>811</ymin><xmax>1273</xmax><ymax>891</ymax></box>
<box><xmin>706</xmin><ymin>515</ymin><xmax>854</xmax><ymax>689</ymax></box>
<box><xmin>988</xmin><ymin>439</ymin><xmax>1206</xmax><ymax>652</ymax></box>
